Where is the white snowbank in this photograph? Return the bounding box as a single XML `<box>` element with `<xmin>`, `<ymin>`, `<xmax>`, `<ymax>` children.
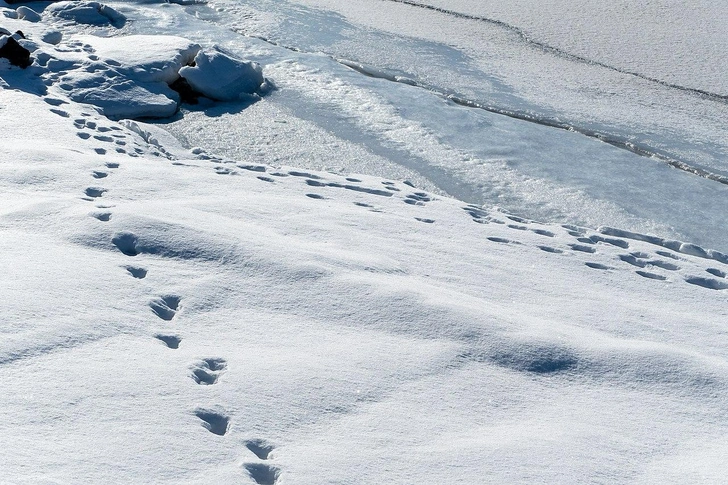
<box><xmin>179</xmin><ymin>50</ymin><xmax>264</xmax><ymax>101</ymax></box>
<box><xmin>45</xmin><ymin>1</ymin><xmax>126</xmax><ymax>28</ymax></box>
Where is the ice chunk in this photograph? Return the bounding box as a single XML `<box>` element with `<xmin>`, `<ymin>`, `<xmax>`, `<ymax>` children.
<box><xmin>179</xmin><ymin>50</ymin><xmax>263</xmax><ymax>101</ymax></box>
<box><xmin>45</xmin><ymin>1</ymin><xmax>126</xmax><ymax>28</ymax></box>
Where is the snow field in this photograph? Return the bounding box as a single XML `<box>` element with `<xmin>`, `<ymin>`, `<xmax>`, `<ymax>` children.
<box><xmin>1</xmin><ymin>1</ymin><xmax>728</xmax><ymax>483</ymax></box>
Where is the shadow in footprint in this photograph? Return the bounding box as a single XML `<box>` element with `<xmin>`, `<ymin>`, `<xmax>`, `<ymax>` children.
<box><xmin>242</xmin><ymin>463</ymin><xmax>280</xmax><ymax>485</ymax></box>
<box><xmin>195</xmin><ymin>408</ymin><xmax>229</xmax><ymax>436</ymax></box>
<box><xmin>92</xmin><ymin>212</ymin><xmax>111</xmax><ymax>222</ymax></box>
<box><xmin>190</xmin><ymin>358</ymin><xmax>227</xmax><ymax>385</ymax></box>
<box><xmin>585</xmin><ymin>262</ymin><xmax>611</xmax><ymax>270</ymax></box>
<box><xmin>155</xmin><ymin>334</ymin><xmax>181</xmax><ymax>349</ymax></box>
<box><xmin>685</xmin><ymin>277</ymin><xmax>728</xmax><ymax>290</ymax></box>
<box><xmin>636</xmin><ymin>270</ymin><xmax>667</xmax><ymax>281</ymax></box>
<box><xmin>112</xmin><ymin>232</ymin><xmax>139</xmax><ymax>256</ymax></box>
<box><xmin>85</xmin><ymin>187</ymin><xmax>106</xmax><ymax>198</ymax></box>
<box><xmin>245</xmin><ymin>439</ymin><xmax>275</xmax><ymax>460</ymax></box>
<box><xmin>150</xmin><ymin>295</ymin><xmax>181</xmax><ymax>321</ymax></box>
<box><xmin>125</xmin><ymin>266</ymin><xmax>147</xmax><ymax>279</ymax></box>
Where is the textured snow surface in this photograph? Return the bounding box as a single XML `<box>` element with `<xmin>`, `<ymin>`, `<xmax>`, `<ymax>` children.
<box><xmin>1</xmin><ymin>1</ymin><xmax>727</xmax><ymax>484</ymax></box>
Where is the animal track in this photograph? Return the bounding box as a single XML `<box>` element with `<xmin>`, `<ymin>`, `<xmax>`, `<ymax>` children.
<box><xmin>585</xmin><ymin>262</ymin><xmax>611</xmax><ymax>270</ymax></box>
<box><xmin>305</xmin><ymin>193</ymin><xmax>325</xmax><ymax>199</ymax></box>
<box><xmin>685</xmin><ymin>277</ymin><xmax>728</xmax><ymax>290</ymax></box>
<box><xmin>569</xmin><ymin>244</ymin><xmax>596</xmax><ymax>253</ymax></box>
<box><xmin>92</xmin><ymin>171</ymin><xmax>108</xmax><ymax>179</ymax></box>
<box><xmin>242</xmin><ymin>463</ymin><xmax>280</xmax><ymax>485</ymax></box>
<box><xmin>404</xmin><ymin>192</ymin><xmax>432</xmax><ymax>206</ymax></box>
<box><xmin>125</xmin><ymin>266</ymin><xmax>147</xmax><ymax>279</ymax></box>
<box><xmin>112</xmin><ymin>232</ymin><xmax>139</xmax><ymax>256</ymax></box>
<box><xmin>150</xmin><ymin>295</ymin><xmax>181</xmax><ymax>321</ymax></box>
<box><xmin>190</xmin><ymin>358</ymin><xmax>227</xmax><ymax>385</ymax></box>
<box><xmin>92</xmin><ymin>212</ymin><xmax>111</xmax><ymax>221</ymax></box>
<box><xmin>155</xmin><ymin>334</ymin><xmax>181</xmax><ymax>349</ymax></box>
<box><xmin>538</xmin><ymin>246</ymin><xmax>563</xmax><ymax>254</ymax></box>
<box><xmin>195</xmin><ymin>408</ymin><xmax>230</xmax><ymax>436</ymax></box>
<box><xmin>245</xmin><ymin>439</ymin><xmax>275</xmax><ymax>460</ymax></box>
<box><xmin>706</xmin><ymin>268</ymin><xmax>726</xmax><ymax>278</ymax></box>
<box><xmin>415</xmin><ymin>217</ymin><xmax>435</xmax><ymax>223</ymax></box>
<box><xmin>85</xmin><ymin>187</ymin><xmax>106</xmax><ymax>198</ymax></box>
<box><xmin>488</xmin><ymin>237</ymin><xmax>514</xmax><ymax>244</ymax></box>
<box><xmin>636</xmin><ymin>270</ymin><xmax>667</xmax><ymax>280</ymax></box>
<box><xmin>105</xmin><ymin>162</ymin><xmax>119</xmax><ymax>169</ymax></box>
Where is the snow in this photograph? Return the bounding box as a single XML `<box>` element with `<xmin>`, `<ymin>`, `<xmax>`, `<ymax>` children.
<box><xmin>179</xmin><ymin>50</ymin><xmax>264</xmax><ymax>100</ymax></box>
<box><xmin>1</xmin><ymin>1</ymin><xmax>727</xmax><ymax>484</ymax></box>
<box><xmin>45</xmin><ymin>1</ymin><xmax>126</xmax><ymax>28</ymax></box>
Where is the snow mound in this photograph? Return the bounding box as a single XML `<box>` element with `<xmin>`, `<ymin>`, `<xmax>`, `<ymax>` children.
<box><xmin>15</xmin><ymin>6</ymin><xmax>41</xmax><ymax>22</ymax></box>
<box><xmin>179</xmin><ymin>50</ymin><xmax>263</xmax><ymax>101</ymax></box>
<box><xmin>45</xmin><ymin>1</ymin><xmax>126</xmax><ymax>28</ymax></box>
<box><xmin>57</xmin><ymin>35</ymin><xmax>201</xmax><ymax>118</ymax></box>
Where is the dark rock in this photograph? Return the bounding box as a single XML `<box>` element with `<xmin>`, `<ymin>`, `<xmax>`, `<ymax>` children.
<box><xmin>0</xmin><ymin>36</ymin><xmax>31</xmax><ymax>68</ymax></box>
<box><xmin>169</xmin><ymin>76</ymin><xmax>201</xmax><ymax>104</ymax></box>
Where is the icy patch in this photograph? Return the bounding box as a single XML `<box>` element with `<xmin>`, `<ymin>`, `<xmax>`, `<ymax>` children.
<box><xmin>179</xmin><ymin>50</ymin><xmax>264</xmax><ymax>101</ymax></box>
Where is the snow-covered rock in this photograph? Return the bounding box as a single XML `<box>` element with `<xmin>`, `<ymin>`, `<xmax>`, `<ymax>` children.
<box><xmin>45</xmin><ymin>1</ymin><xmax>126</xmax><ymax>28</ymax></box>
<box><xmin>56</xmin><ymin>35</ymin><xmax>201</xmax><ymax>118</ymax></box>
<box><xmin>0</xmin><ymin>32</ymin><xmax>30</xmax><ymax>67</ymax></box>
<box><xmin>15</xmin><ymin>6</ymin><xmax>41</xmax><ymax>22</ymax></box>
<box><xmin>179</xmin><ymin>50</ymin><xmax>264</xmax><ymax>101</ymax></box>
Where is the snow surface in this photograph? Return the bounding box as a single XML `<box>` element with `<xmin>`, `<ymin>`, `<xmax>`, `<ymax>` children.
<box><xmin>1</xmin><ymin>1</ymin><xmax>727</xmax><ymax>484</ymax></box>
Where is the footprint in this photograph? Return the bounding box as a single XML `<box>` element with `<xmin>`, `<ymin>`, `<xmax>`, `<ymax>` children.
<box><xmin>190</xmin><ymin>358</ymin><xmax>227</xmax><ymax>385</ymax></box>
<box><xmin>150</xmin><ymin>295</ymin><xmax>181</xmax><ymax>321</ymax></box>
<box><xmin>636</xmin><ymin>270</ymin><xmax>667</xmax><ymax>280</ymax></box>
<box><xmin>125</xmin><ymin>266</ymin><xmax>147</xmax><ymax>279</ymax></box>
<box><xmin>569</xmin><ymin>244</ymin><xmax>596</xmax><ymax>254</ymax></box>
<box><xmin>346</xmin><ymin>177</ymin><xmax>362</xmax><ymax>183</ymax></box>
<box><xmin>487</xmin><ymin>237</ymin><xmax>512</xmax><ymax>244</ymax></box>
<box><xmin>77</xmin><ymin>132</ymin><xmax>91</xmax><ymax>140</ymax></box>
<box><xmin>49</xmin><ymin>108</ymin><xmax>69</xmax><ymax>118</ymax></box>
<box><xmin>707</xmin><ymin>268</ymin><xmax>727</xmax><ymax>278</ymax></box>
<box><xmin>94</xmin><ymin>148</ymin><xmax>107</xmax><ymax>155</ymax></box>
<box><xmin>242</xmin><ymin>463</ymin><xmax>280</xmax><ymax>485</ymax></box>
<box><xmin>155</xmin><ymin>334</ymin><xmax>181</xmax><ymax>349</ymax></box>
<box><xmin>532</xmin><ymin>229</ymin><xmax>555</xmax><ymax>238</ymax></box>
<box><xmin>538</xmin><ymin>246</ymin><xmax>563</xmax><ymax>254</ymax></box>
<box><xmin>257</xmin><ymin>176</ymin><xmax>275</xmax><ymax>183</ymax></box>
<box><xmin>85</xmin><ymin>187</ymin><xmax>106</xmax><ymax>198</ymax></box>
<box><xmin>91</xmin><ymin>212</ymin><xmax>111</xmax><ymax>221</ymax></box>
<box><xmin>508</xmin><ymin>225</ymin><xmax>528</xmax><ymax>231</ymax></box>
<box><xmin>305</xmin><ymin>193</ymin><xmax>325</xmax><ymax>199</ymax></box>
<box><xmin>92</xmin><ymin>171</ymin><xmax>108</xmax><ymax>179</ymax></box>
<box><xmin>585</xmin><ymin>262</ymin><xmax>611</xmax><ymax>270</ymax></box>
<box><xmin>44</xmin><ymin>98</ymin><xmax>68</xmax><ymax>106</ymax></box>
<box><xmin>656</xmin><ymin>250</ymin><xmax>680</xmax><ymax>260</ymax></box>
<box><xmin>245</xmin><ymin>439</ymin><xmax>275</xmax><ymax>460</ymax></box>
<box><xmin>195</xmin><ymin>408</ymin><xmax>230</xmax><ymax>436</ymax></box>
<box><xmin>112</xmin><ymin>232</ymin><xmax>139</xmax><ymax>256</ymax></box>
<box><xmin>685</xmin><ymin>277</ymin><xmax>728</xmax><ymax>290</ymax></box>
<box><xmin>106</xmin><ymin>162</ymin><xmax>120</xmax><ymax>169</ymax></box>
<box><xmin>354</xmin><ymin>202</ymin><xmax>373</xmax><ymax>208</ymax></box>
<box><xmin>415</xmin><ymin>217</ymin><xmax>435</xmax><ymax>224</ymax></box>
